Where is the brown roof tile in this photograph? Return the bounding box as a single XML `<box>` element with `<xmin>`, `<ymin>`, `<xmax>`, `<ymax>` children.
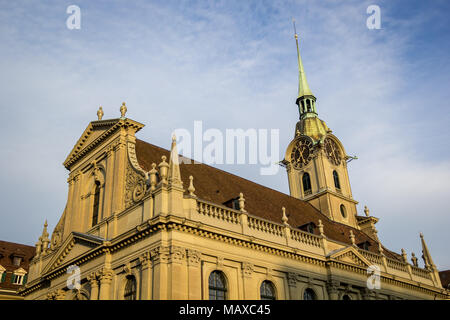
<box><xmin>439</xmin><ymin>270</ymin><xmax>450</xmax><ymax>289</ymax></box>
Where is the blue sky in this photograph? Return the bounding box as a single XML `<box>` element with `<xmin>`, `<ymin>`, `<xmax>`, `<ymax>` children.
<box><xmin>0</xmin><ymin>0</ymin><xmax>449</xmax><ymax>270</ymax></box>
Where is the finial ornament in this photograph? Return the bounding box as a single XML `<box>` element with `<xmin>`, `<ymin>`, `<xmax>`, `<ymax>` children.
<box><xmin>238</xmin><ymin>193</ymin><xmax>246</xmax><ymax>212</ymax></box>
<box><xmin>411</xmin><ymin>252</ymin><xmax>418</xmax><ymax>267</ymax></box>
<box><xmin>318</xmin><ymin>219</ymin><xmax>324</xmax><ymax>236</ymax></box>
<box><xmin>401</xmin><ymin>249</ymin><xmax>408</xmax><ymax>263</ymax></box>
<box><xmin>120</xmin><ymin>102</ymin><xmax>127</xmax><ymax>118</ymax></box>
<box><xmin>188</xmin><ymin>175</ymin><xmax>196</xmax><ymax>197</ymax></box>
<box><xmin>364</xmin><ymin>206</ymin><xmax>370</xmax><ymax>217</ymax></box>
<box><xmin>149</xmin><ymin>163</ymin><xmax>158</xmax><ymax>191</ymax></box>
<box><xmin>282</xmin><ymin>207</ymin><xmax>289</xmax><ymax>226</ymax></box>
<box><xmin>158</xmin><ymin>156</ymin><xmax>169</xmax><ymax>184</ymax></box>
<box><xmin>97</xmin><ymin>106</ymin><xmax>104</xmax><ymax>120</ymax></box>
<box><xmin>349</xmin><ymin>230</ymin><xmax>356</xmax><ymax>246</ymax></box>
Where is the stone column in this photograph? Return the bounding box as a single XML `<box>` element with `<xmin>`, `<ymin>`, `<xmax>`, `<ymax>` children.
<box><xmin>88</xmin><ymin>272</ymin><xmax>99</xmax><ymax>300</ymax></box>
<box><xmin>103</xmin><ymin>146</ymin><xmax>115</xmax><ymax>219</ymax></box>
<box><xmin>241</xmin><ymin>262</ymin><xmax>255</xmax><ymax>299</ymax></box>
<box><xmin>326</xmin><ymin>280</ymin><xmax>340</xmax><ymax>300</ymax></box>
<box><xmin>139</xmin><ymin>251</ymin><xmax>152</xmax><ymax>300</ymax></box>
<box><xmin>151</xmin><ymin>246</ymin><xmax>170</xmax><ymax>299</ymax></box>
<box><xmin>170</xmin><ymin>246</ymin><xmax>187</xmax><ymax>299</ymax></box>
<box><xmin>287</xmin><ymin>272</ymin><xmax>298</xmax><ymax>300</ymax></box>
<box><xmin>112</xmin><ymin>141</ymin><xmax>126</xmax><ymax>214</ymax></box>
<box><xmin>361</xmin><ymin>288</ymin><xmax>374</xmax><ymax>300</ymax></box>
<box><xmin>98</xmin><ymin>268</ymin><xmax>114</xmax><ymax>300</ymax></box>
<box><xmin>187</xmin><ymin>249</ymin><xmax>202</xmax><ymax>300</ymax></box>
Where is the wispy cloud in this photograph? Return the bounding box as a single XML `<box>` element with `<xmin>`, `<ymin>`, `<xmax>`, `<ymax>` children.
<box><xmin>0</xmin><ymin>0</ymin><xmax>449</xmax><ymax>269</ymax></box>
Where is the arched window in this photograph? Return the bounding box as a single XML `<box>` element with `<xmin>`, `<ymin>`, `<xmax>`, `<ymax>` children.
<box><xmin>260</xmin><ymin>280</ymin><xmax>276</xmax><ymax>300</ymax></box>
<box><xmin>333</xmin><ymin>170</ymin><xmax>341</xmax><ymax>190</ymax></box>
<box><xmin>300</xmin><ymin>100</ymin><xmax>305</xmax><ymax>113</ymax></box>
<box><xmin>303</xmin><ymin>288</ymin><xmax>317</xmax><ymax>300</ymax></box>
<box><xmin>209</xmin><ymin>271</ymin><xmax>227</xmax><ymax>300</ymax></box>
<box><xmin>302</xmin><ymin>172</ymin><xmax>312</xmax><ymax>195</ymax></box>
<box><xmin>124</xmin><ymin>275</ymin><xmax>137</xmax><ymax>300</ymax></box>
<box><xmin>340</xmin><ymin>204</ymin><xmax>347</xmax><ymax>218</ymax></box>
<box><xmin>92</xmin><ymin>181</ymin><xmax>100</xmax><ymax>227</ymax></box>
<box><xmin>342</xmin><ymin>294</ymin><xmax>351</xmax><ymax>300</ymax></box>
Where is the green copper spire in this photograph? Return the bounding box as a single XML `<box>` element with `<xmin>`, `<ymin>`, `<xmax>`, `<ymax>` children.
<box><xmin>293</xmin><ymin>19</ymin><xmax>318</xmax><ymax>120</ymax></box>
<box><xmin>293</xmin><ymin>20</ymin><xmax>313</xmax><ymax>98</ymax></box>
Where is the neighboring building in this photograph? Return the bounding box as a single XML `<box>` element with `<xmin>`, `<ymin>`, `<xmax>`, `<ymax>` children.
<box><xmin>0</xmin><ymin>240</ymin><xmax>35</xmax><ymax>300</ymax></box>
<box><xmin>20</xmin><ymin>34</ymin><xmax>449</xmax><ymax>300</ymax></box>
<box><xmin>440</xmin><ymin>270</ymin><xmax>450</xmax><ymax>290</ymax></box>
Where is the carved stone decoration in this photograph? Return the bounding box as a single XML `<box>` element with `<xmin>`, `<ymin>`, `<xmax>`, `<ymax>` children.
<box><xmin>50</xmin><ymin>231</ymin><xmax>61</xmax><ymax>251</ymax></box>
<box><xmin>139</xmin><ymin>251</ymin><xmax>152</xmax><ymax>269</ymax></box>
<box><xmin>216</xmin><ymin>256</ymin><xmax>225</xmax><ymax>268</ymax></box>
<box><xmin>127</xmin><ymin>142</ymin><xmax>147</xmax><ymax>176</ymax></box>
<box><xmin>125</xmin><ymin>162</ymin><xmax>147</xmax><ymax>209</ymax></box>
<box><xmin>151</xmin><ymin>246</ymin><xmax>170</xmax><ymax>265</ymax></box>
<box><xmin>242</xmin><ymin>262</ymin><xmax>254</xmax><ymax>278</ymax></box>
<box><xmin>187</xmin><ymin>249</ymin><xmax>201</xmax><ymax>267</ymax></box>
<box><xmin>287</xmin><ymin>272</ymin><xmax>297</xmax><ymax>287</ymax></box>
<box><xmin>326</xmin><ymin>280</ymin><xmax>340</xmax><ymax>299</ymax></box>
<box><xmin>99</xmin><ymin>268</ymin><xmax>114</xmax><ymax>284</ymax></box>
<box><xmin>171</xmin><ymin>246</ymin><xmax>186</xmax><ymax>264</ymax></box>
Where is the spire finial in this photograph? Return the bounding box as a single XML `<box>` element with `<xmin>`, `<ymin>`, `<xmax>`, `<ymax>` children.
<box><xmin>420</xmin><ymin>232</ymin><xmax>435</xmax><ymax>270</ymax></box>
<box><xmin>282</xmin><ymin>207</ymin><xmax>289</xmax><ymax>226</ymax></box>
<box><xmin>349</xmin><ymin>230</ymin><xmax>356</xmax><ymax>246</ymax></box>
<box><xmin>188</xmin><ymin>175</ymin><xmax>196</xmax><ymax>197</ymax></box>
<box><xmin>239</xmin><ymin>193</ymin><xmax>246</xmax><ymax>212</ymax></box>
<box><xmin>168</xmin><ymin>135</ymin><xmax>183</xmax><ymax>187</ymax></box>
<box><xmin>292</xmin><ymin>18</ymin><xmax>313</xmax><ymax>99</ymax></box>
<box><xmin>318</xmin><ymin>219</ymin><xmax>324</xmax><ymax>236</ymax></box>
<box><xmin>97</xmin><ymin>106</ymin><xmax>104</xmax><ymax>120</ymax></box>
<box><xmin>364</xmin><ymin>206</ymin><xmax>370</xmax><ymax>217</ymax></box>
<box><xmin>120</xmin><ymin>102</ymin><xmax>127</xmax><ymax>118</ymax></box>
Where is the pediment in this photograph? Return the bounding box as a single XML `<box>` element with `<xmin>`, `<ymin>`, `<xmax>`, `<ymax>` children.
<box><xmin>63</xmin><ymin>119</ymin><xmax>120</xmax><ymax>169</ymax></box>
<box><xmin>42</xmin><ymin>232</ymin><xmax>104</xmax><ymax>275</ymax></box>
<box><xmin>328</xmin><ymin>246</ymin><xmax>372</xmax><ymax>268</ymax></box>
<box><xmin>63</xmin><ymin>118</ymin><xmax>145</xmax><ymax>170</ymax></box>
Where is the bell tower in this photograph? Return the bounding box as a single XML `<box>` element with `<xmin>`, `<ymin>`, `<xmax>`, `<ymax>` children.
<box><xmin>283</xmin><ymin>22</ymin><xmax>359</xmax><ymax>228</ymax></box>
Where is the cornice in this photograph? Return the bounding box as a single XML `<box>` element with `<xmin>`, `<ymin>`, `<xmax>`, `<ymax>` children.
<box><xmin>21</xmin><ymin>215</ymin><xmax>449</xmax><ymax>299</ymax></box>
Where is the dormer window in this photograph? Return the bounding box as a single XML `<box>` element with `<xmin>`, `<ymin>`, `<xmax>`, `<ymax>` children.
<box><xmin>223</xmin><ymin>197</ymin><xmax>240</xmax><ymax>211</ymax></box>
<box><xmin>299</xmin><ymin>222</ymin><xmax>316</xmax><ymax>234</ymax></box>
<box><xmin>357</xmin><ymin>241</ymin><xmax>371</xmax><ymax>251</ymax></box>
<box><xmin>11</xmin><ymin>268</ymin><xmax>27</xmax><ymax>285</ymax></box>
<box><xmin>13</xmin><ymin>256</ymin><xmax>22</xmax><ymax>266</ymax></box>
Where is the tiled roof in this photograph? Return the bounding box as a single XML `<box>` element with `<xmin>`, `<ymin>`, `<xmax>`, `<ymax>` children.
<box><xmin>439</xmin><ymin>270</ymin><xmax>450</xmax><ymax>289</ymax></box>
<box><xmin>135</xmin><ymin>139</ymin><xmax>400</xmax><ymax>260</ymax></box>
<box><xmin>0</xmin><ymin>240</ymin><xmax>35</xmax><ymax>292</ymax></box>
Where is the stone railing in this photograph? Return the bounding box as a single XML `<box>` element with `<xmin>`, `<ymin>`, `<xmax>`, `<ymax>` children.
<box><xmin>290</xmin><ymin>229</ymin><xmax>322</xmax><ymax>247</ymax></box>
<box><xmin>411</xmin><ymin>265</ymin><xmax>432</xmax><ymax>279</ymax></box>
<box><xmin>247</xmin><ymin>216</ymin><xmax>284</xmax><ymax>237</ymax></box>
<box><xmin>358</xmin><ymin>248</ymin><xmax>382</xmax><ymax>265</ymax></box>
<box><xmin>197</xmin><ymin>200</ymin><xmax>240</xmax><ymax>224</ymax></box>
<box><xmin>196</xmin><ymin>199</ymin><xmax>322</xmax><ymax>248</ymax></box>
<box><xmin>386</xmin><ymin>257</ymin><xmax>409</xmax><ymax>272</ymax></box>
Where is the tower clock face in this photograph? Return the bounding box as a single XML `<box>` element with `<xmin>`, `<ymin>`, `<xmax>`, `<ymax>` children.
<box><xmin>290</xmin><ymin>137</ymin><xmax>313</xmax><ymax>169</ymax></box>
<box><xmin>324</xmin><ymin>137</ymin><xmax>342</xmax><ymax>166</ymax></box>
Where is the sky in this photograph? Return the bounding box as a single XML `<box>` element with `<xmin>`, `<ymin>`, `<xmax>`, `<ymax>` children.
<box><xmin>0</xmin><ymin>0</ymin><xmax>449</xmax><ymax>270</ymax></box>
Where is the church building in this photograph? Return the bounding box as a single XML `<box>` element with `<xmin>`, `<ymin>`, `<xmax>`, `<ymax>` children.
<box><xmin>20</xmin><ymin>32</ymin><xmax>449</xmax><ymax>300</ymax></box>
